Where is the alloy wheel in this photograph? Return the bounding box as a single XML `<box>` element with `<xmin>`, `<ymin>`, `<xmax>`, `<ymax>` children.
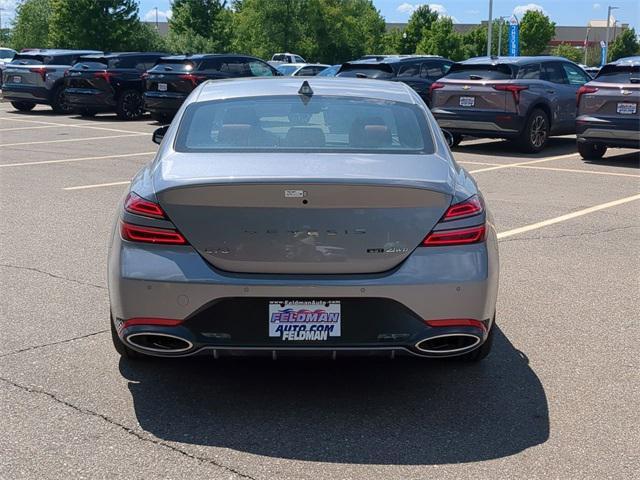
<box><xmin>530</xmin><ymin>115</ymin><xmax>547</xmax><ymax>148</ymax></box>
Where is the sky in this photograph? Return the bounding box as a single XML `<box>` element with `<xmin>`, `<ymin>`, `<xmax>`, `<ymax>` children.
<box><xmin>0</xmin><ymin>0</ymin><xmax>638</xmax><ymax>30</ymax></box>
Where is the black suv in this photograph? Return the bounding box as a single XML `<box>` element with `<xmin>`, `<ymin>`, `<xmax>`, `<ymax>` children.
<box><xmin>144</xmin><ymin>54</ymin><xmax>279</xmax><ymax>121</ymax></box>
<box><xmin>337</xmin><ymin>55</ymin><xmax>454</xmax><ymax>106</ymax></box>
<box><xmin>63</xmin><ymin>52</ymin><xmax>168</xmax><ymax>119</ymax></box>
<box><xmin>2</xmin><ymin>49</ymin><xmax>101</xmax><ymax>113</ymax></box>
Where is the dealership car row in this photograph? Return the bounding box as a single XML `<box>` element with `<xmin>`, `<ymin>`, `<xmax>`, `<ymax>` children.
<box><xmin>1</xmin><ymin>49</ymin><xmax>638</xmax><ymax>157</ymax></box>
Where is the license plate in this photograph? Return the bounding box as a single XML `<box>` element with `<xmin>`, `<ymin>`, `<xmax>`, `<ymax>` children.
<box><xmin>12</xmin><ymin>76</ymin><xmax>21</xmax><ymax>83</ymax></box>
<box><xmin>459</xmin><ymin>96</ymin><xmax>475</xmax><ymax>107</ymax></box>
<box><xmin>617</xmin><ymin>102</ymin><xmax>636</xmax><ymax>114</ymax></box>
<box><xmin>158</xmin><ymin>83</ymin><xmax>167</xmax><ymax>92</ymax></box>
<box><xmin>269</xmin><ymin>300</ymin><xmax>341</xmax><ymax>341</ymax></box>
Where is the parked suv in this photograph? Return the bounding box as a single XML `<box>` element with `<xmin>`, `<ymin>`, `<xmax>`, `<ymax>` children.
<box><xmin>430</xmin><ymin>56</ymin><xmax>592</xmax><ymax>152</ymax></box>
<box><xmin>337</xmin><ymin>55</ymin><xmax>454</xmax><ymax>107</ymax></box>
<box><xmin>0</xmin><ymin>48</ymin><xmax>17</xmax><ymax>88</ymax></box>
<box><xmin>63</xmin><ymin>52</ymin><xmax>168</xmax><ymax>120</ymax></box>
<box><xmin>576</xmin><ymin>56</ymin><xmax>640</xmax><ymax>159</ymax></box>
<box><xmin>144</xmin><ymin>54</ymin><xmax>278</xmax><ymax>121</ymax></box>
<box><xmin>2</xmin><ymin>49</ymin><xmax>100</xmax><ymax>113</ymax></box>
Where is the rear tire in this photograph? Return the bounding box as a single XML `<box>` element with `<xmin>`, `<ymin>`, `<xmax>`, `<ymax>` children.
<box><xmin>517</xmin><ymin>108</ymin><xmax>549</xmax><ymax>153</ymax></box>
<box><xmin>450</xmin><ymin>133</ymin><xmax>463</xmax><ymax>148</ymax></box>
<box><xmin>151</xmin><ymin>112</ymin><xmax>172</xmax><ymax>124</ymax></box>
<box><xmin>578</xmin><ymin>141</ymin><xmax>607</xmax><ymax>160</ymax></box>
<box><xmin>51</xmin><ymin>85</ymin><xmax>73</xmax><ymax>114</ymax></box>
<box><xmin>457</xmin><ymin>321</ymin><xmax>494</xmax><ymax>362</ymax></box>
<box><xmin>11</xmin><ymin>101</ymin><xmax>35</xmax><ymax>112</ymax></box>
<box><xmin>116</xmin><ymin>89</ymin><xmax>144</xmax><ymax>120</ymax></box>
<box><xmin>110</xmin><ymin>315</ymin><xmax>147</xmax><ymax>360</ymax></box>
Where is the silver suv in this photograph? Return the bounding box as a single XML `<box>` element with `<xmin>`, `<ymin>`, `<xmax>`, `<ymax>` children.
<box><xmin>2</xmin><ymin>49</ymin><xmax>100</xmax><ymax>113</ymax></box>
<box><xmin>576</xmin><ymin>56</ymin><xmax>640</xmax><ymax>159</ymax></box>
<box><xmin>431</xmin><ymin>56</ymin><xmax>592</xmax><ymax>152</ymax></box>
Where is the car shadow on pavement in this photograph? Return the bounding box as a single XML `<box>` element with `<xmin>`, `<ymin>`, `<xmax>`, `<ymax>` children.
<box><xmin>582</xmin><ymin>151</ymin><xmax>640</xmax><ymax>169</ymax></box>
<box><xmin>454</xmin><ymin>137</ymin><xmax>577</xmax><ymax>159</ymax></box>
<box><xmin>119</xmin><ymin>326</ymin><xmax>549</xmax><ymax>465</ymax></box>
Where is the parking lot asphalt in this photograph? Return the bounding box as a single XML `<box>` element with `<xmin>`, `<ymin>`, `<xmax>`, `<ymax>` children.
<box><xmin>1</xmin><ymin>103</ymin><xmax>639</xmax><ymax>479</ymax></box>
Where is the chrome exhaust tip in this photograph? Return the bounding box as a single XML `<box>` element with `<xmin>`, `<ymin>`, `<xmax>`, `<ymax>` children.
<box><xmin>126</xmin><ymin>332</ymin><xmax>193</xmax><ymax>353</ymax></box>
<box><xmin>415</xmin><ymin>333</ymin><xmax>481</xmax><ymax>355</ymax></box>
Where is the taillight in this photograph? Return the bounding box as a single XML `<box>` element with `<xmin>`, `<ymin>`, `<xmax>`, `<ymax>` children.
<box><xmin>120</xmin><ymin>221</ymin><xmax>187</xmax><ymax>245</ymax></box>
<box><xmin>141</xmin><ymin>72</ymin><xmax>149</xmax><ymax>80</ymax></box>
<box><xmin>493</xmin><ymin>84</ymin><xmax>528</xmax><ymax>105</ymax></box>
<box><xmin>576</xmin><ymin>85</ymin><xmax>598</xmax><ymax>107</ymax></box>
<box><xmin>94</xmin><ymin>71</ymin><xmax>114</xmax><ymax>82</ymax></box>
<box><xmin>29</xmin><ymin>67</ymin><xmax>48</xmax><ymax>81</ymax></box>
<box><xmin>443</xmin><ymin>194</ymin><xmax>483</xmax><ymax>220</ymax></box>
<box><xmin>429</xmin><ymin>82</ymin><xmax>445</xmax><ymax>95</ymax></box>
<box><xmin>178</xmin><ymin>73</ymin><xmax>207</xmax><ymax>87</ymax></box>
<box><xmin>422</xmin><ymin>225</ymin><xmax>486</xmax><ymax>246</ymax></box>
<box><xmin>124</xmin><ymin>192</ymin><xmax>166</xmax><ymax>219</ymax></box>
<box><xmin>421</xmin><ymin>195</ymin><xmax>486</xmax><ymax>247</ymax></box>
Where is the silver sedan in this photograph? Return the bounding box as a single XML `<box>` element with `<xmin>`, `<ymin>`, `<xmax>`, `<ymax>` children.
<box><xmin>108</xmin><ymin>77</ymin><xmax>499</xmax><ymax>361</ymax></box>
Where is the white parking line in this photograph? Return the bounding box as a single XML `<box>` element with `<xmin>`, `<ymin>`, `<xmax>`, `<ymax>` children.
<box><xmin>64</xmin><ymin>180</ymin><xmax>130</xmax><ymax>191</ymax></box>
<box><xmin>0</xmin><ymin>133</ymin><xmax>146</xmax><ymax>147</ymax></box>
<box><xmin>516</xmin><ymin>165</ymin><xmax>640</xmax><ymax>178</ymax></box>
<box><xmin>0</xmin><ymin>125</ymin><xmax>64</xmax><ymax>132</ymax></box>
<box><xmin>0</xmin><ymin>151</ymin><xmax>155</xmax><ymax>168</ymax></box>
<box><xmin>469</xmin><ymin>152</ymin><xmax>579</xmax><ymax>173</ymax></box>
<box><xmin>0</xmin><ymin>117</ymin><xmax>150</xmax><ymax>135</ymax></box>
<box><xmin>497</xmin><ymin>193</ymin><xmax>640</xmax><ymax>239</ymax></box>
<box><xmin>458</xmin><ymin>161</ymin><xmax>502</xmax><ymax>166</ymax></box>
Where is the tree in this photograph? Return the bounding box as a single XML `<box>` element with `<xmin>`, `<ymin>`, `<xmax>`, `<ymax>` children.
<box><xmin>382</xmin><ymin>27</ymin><xmax>404</xmax><ymax>54</ymax></box>
<box><xmin>519</xmin><ymin>10</ymin><xmax>556</xmax><ymax>56</ymax></box>
<box><xmin>461</xmin><ymin>19</ymin><xmax>509</xmax><ymax>59</ymax></box>
<box><xmin>49</xmin><ymin>0</ymin><xmax>144</xmax><ymax>51</ymax></box>
<box><xmin>10</xmin><ymin>0</ymin><xmax>51</xmax><ymax>51</ymax></box>
<box><xmin>609</xmin><ymin>28</ymin><xmax>640</xmax><ymax>61</ymax></box>
<box><xmin>168</xmin><ymin>0</ymin><xmax>233</xmax><ymax>53</ymax></box>
<box><xmin>403</xmin><ymin>5</ymin><xmax>438</xmax><ymax>54</ymax></box>
<box><xmin>551</xmin><ymin>43</ymin><xmax>582</xmax><ymax>63</ymax></box>
<box><xmin>416</xmin><ymin>17</ymin><xmax>464</xmax><ymax>61</ymax></box>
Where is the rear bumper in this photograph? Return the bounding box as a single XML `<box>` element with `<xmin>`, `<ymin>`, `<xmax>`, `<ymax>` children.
<box><xmin>1</xmin><ymin>85</ymin><xmax>50</xmax><ymax>104</ymax></box>
<box><xmin>65</xmin><ymin>88</ymin><xmax>116</xmax><ymax>110</ymax></box>
<box><xmin>108</xmin><ymin>224</ymin><xmax>500</xmax><ymax>358</ymax></box>
<box><xmin>576</xmin><ymin>115</ymin><xmax>640</xmax><ymax>149</ymax></box>
<box><xmin>144</xmin><ymin>92</ymin><xmax>186</xmax><ymax>114</ymax></box>
<box><xmin>432</xmin><ymin>108</ymin><xmax>523</xmax><ymax>138</ymax></box>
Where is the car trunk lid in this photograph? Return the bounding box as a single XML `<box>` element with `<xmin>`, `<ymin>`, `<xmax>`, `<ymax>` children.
<box><xmin>146</xmin><ymin>60</ymin><xmax>202</xmax><ymax>94</ymax></box>
<box><xmin>153</xmin><ymin>152</ymin><xmax>455</xmax><ymax>275</ymax></box>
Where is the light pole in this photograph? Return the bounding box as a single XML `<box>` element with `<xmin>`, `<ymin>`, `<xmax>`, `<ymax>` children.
<box><xmin>487</xmin><ymin>0</ymin><xmax>494</xmax><ymax>56</ymax></box>
<box><xmin>154</xmin><ymin>7</ymin><xmax>159</xmax><ymax>30</ymax></box>
<box><xmin>604</xmin><ymin>5</ymin><xmax>619</xmax><ymax>62</ymax></box>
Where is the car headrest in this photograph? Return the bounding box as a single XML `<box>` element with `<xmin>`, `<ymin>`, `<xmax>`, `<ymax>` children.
<box><xmin>349</xmin><ymin>116</ymin><xmax>392</xmax><ymax>148</ymax></box>
<box><xmin>217</xmin><ymin>124</ymin><xmax>252</xmax><ymax>146</ymax></box>
<box><xmin>285</xmin><ymin>127</ymin><xmax>326</xmax><ymax>147</ymax></box>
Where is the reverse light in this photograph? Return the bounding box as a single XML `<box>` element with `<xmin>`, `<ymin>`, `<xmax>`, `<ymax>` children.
<box><xmin>425</xmin><ymin>319</ymin><xmax>487</xmax><ymax>331</ymax></box>
<box><xmin>29</xmin><ymin>67</ymin><xmax>48</xmax><ymax>82</ymax></box>
<box><xmin>493</xmin><ymin>83</ymin><xmax>528</xmax><ymax>105</ymax></box>
<box><xmin>443</xmin><ymin>194</ymin><xmax>483</xmax><ymax>221</ymax></box>
<box><xmin>576</xmin><ymin>85</ymin><xmax>598</xmax><ymax>106</ymax></box>
<box><xmin>124</xmin><ymin>192</ymin><xmax>166</xmax><ymax>219</ymax></box>
<box><xmin>120</xmin><ymin>221</ymin><xmax>187</xmax><ymax>245</ymax></box>
<box><xmin>422</xmin><ymin>225</ymin><xmax>486</xmax><ymax>246</ymax></box>
<box><xmin>178</xmin><ymin>73</ymin><xmax>207</xmax><ymax>87</ymax></box>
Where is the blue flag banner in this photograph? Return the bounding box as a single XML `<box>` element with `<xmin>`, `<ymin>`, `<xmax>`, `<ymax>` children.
<box><xmin>508</xmin><ymin>16</ymin><xmax>519</xmax><ymax>56</ymax></box>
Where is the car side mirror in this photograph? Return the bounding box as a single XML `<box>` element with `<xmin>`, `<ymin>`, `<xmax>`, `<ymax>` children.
<box><xmin>441</xmin><ymin>129</ymin><xmax>454</xmax><ymax>147</ymax></box>
<box><xmin>152</xmin><ymin>125</ymin><xmax>169</xmax><ymax>145</ymax></box>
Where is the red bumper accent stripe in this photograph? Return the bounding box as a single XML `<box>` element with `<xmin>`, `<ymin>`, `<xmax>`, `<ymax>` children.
<box><xmin>425</xmin><ymin>319</ymin><xmax>487</xmax><ymax>331</ymax></box>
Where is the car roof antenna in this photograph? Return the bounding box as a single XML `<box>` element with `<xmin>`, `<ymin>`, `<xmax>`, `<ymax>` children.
<box><xmin>298</xmin><ymin>80</ymin><xmax>313</xmax><ymax>104</ymax></box>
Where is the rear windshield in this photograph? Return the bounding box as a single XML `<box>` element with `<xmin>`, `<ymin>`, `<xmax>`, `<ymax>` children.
<box><xmin>0</xmin><ymin>49</ymin><xmax>15</xmax><ymax>61</ymax></box>
<box><xmin>149</xmin><ymin>60</ymin><xmax>198</xmax><ymax>73</ymax></box>
<box><xmin>9</xmin><ymin>54</ymin><xmax>49</xmax><ymax>65</ymax></box>
<box><xmin>338</xmin><ymin>63</ymin><xmax>394</xmax><ymax>79</ymax></box>
<box><xmin>71</xmin><ymin>60</ymin><xmax>108</xmax><ymax>70</ymax></box>
<box><xmin>175</xmin><ymin>96</ymin><xmax>433</xmax><ymax>154</ymax></box>
<box><xmin>445</xmin><ymin>63</ymin><xmax>515</xmax><ymax>80</ymax></box>
<box><xmin>595</xmin><ymin>65</ymin><xmax>640</xmax><ymax>83</ymax></box>
<box><xmin>276</xmin><ymin>65</ymin><xmax>298</xmax><ymax>75</ymax></box>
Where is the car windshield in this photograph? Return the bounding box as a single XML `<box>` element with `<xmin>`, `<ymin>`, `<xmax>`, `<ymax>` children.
<box><xmin>0</xmin><ymin>50</ymin><xmax>14</xmax><ymax>61</ymax></box>
<box><xmin>277</xmin><ymin>65</ymin><xmax>298</xmax><ymax>75</ymax></box>
<box><xmin>317</xmin><ymin>65</ymin><xmax>339</xmax><ymax>77</ymax></box>
<box><xmin>595</xmin><ymin>65</ymin><xmax>640</xmax><ymax>83</ymax></box>
<box><xmin>175</xmin><ymin>95</ymin><xmax>433</xmax><ymax>154</ymax></box>
<box><xmin>445</xmin><ymin>64</ymin><xmax>515</xmax><ymax>80</ymax></box>
<box><xmin>338</xmin><ymin>64</ymin><xmax>394</xmax><ymax>79</ymax></box>
<box><xmin>149</xmin><ymin>60</ymin><xmax>197</xmax><ymax>73</ymax></box>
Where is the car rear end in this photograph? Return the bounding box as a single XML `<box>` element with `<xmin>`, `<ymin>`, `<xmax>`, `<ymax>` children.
<box><xmin>576</xmin><ymin>58</ymin><xmax>640</xmax><ymax>153</ymax></box>
<box><xmin>108</xmin><ymin>79</ymin><xmax>498</xmax><ymax>361</ymax></box>
<box><xmin>337</xmin><ymin>61</ymin><xmax>396</xmax><ymax>80</ymax></box>
<box><xmin>63</xmin><ymin>57</ymin><xmax>119</xmax><ymax>112</ymax></box>
<box><xmin>144</xmin><ymin>57</ymin><xmax>204</xmax><ymax>117</ymax></box>
<box><xmin>2</xmin><ymin>53</ymin><xmax>59</xmax><ymax>104</ymax></box>
<box><xmin>430</xmin><ymin>61</ymin><xmax>527</xmax><ymax>138</ymax></box>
